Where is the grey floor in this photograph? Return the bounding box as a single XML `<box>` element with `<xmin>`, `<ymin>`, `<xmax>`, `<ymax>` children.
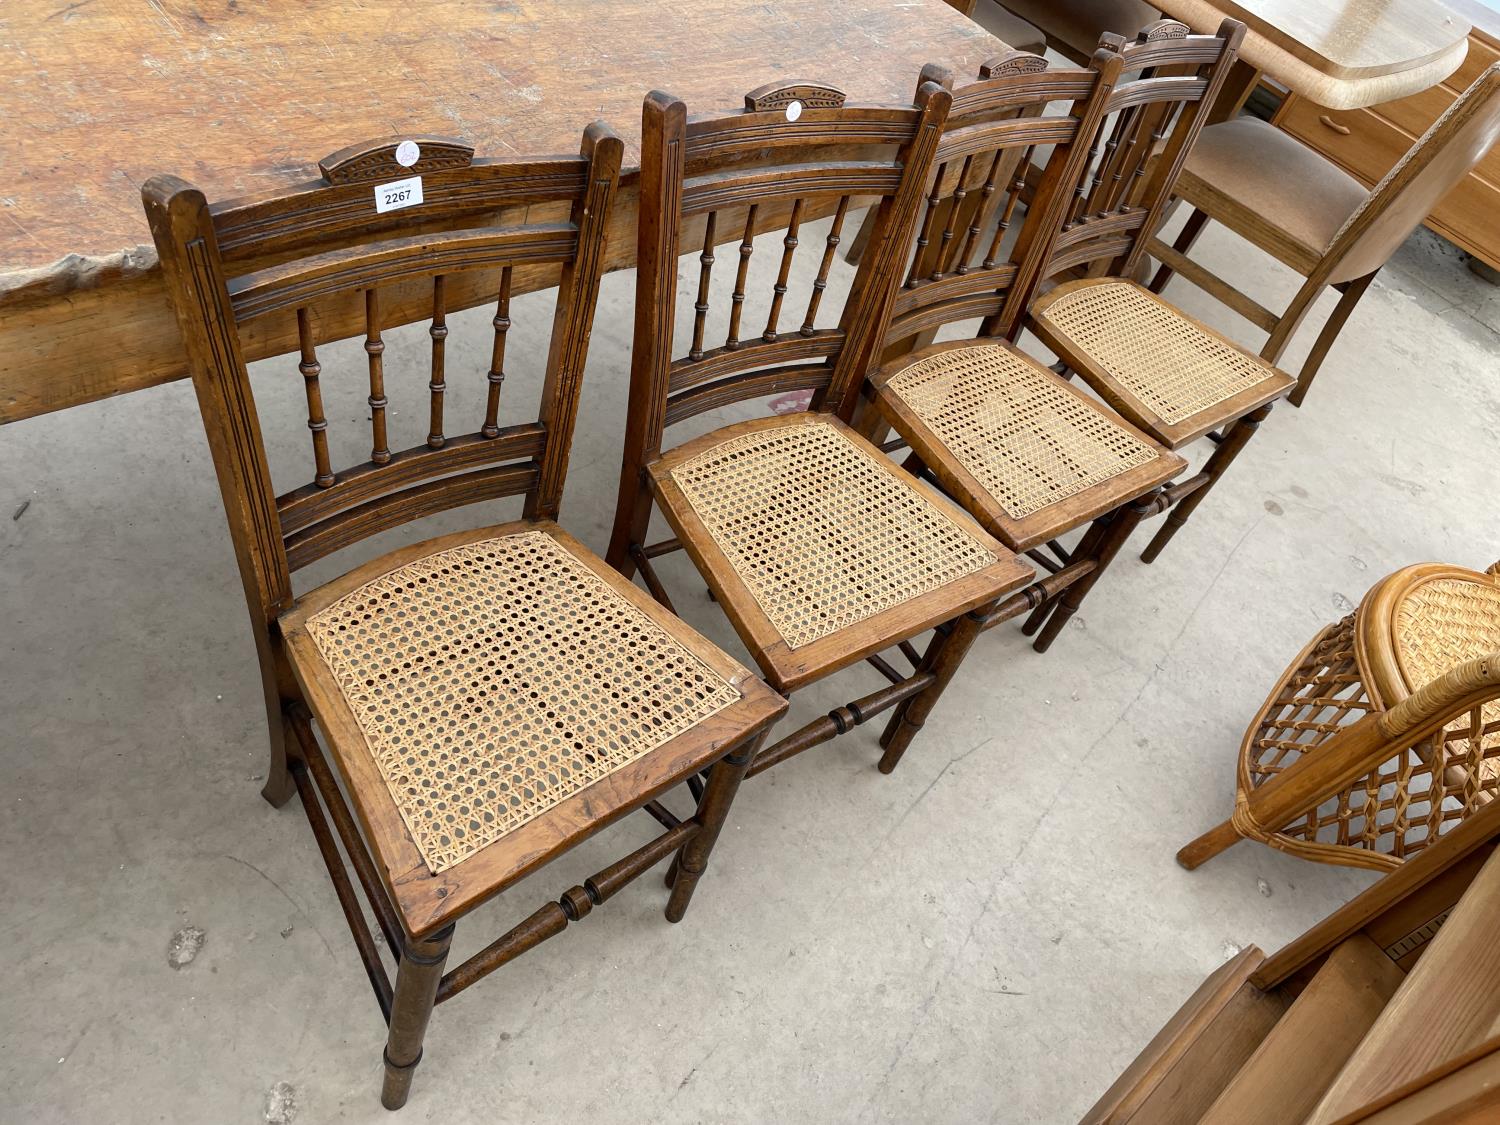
<box><xmin>4</xmin><ymin>208</ymin><xmax>1499</xmax><ymax>1124</ymax></box>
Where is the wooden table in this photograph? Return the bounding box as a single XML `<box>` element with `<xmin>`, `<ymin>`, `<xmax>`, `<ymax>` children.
<box><xmin>1155</xmin><ymin>0</ymin><xmax>1472</xmax><ymax>111</ymax></box>
<box><xmin>0</xmin><ymin>0</ymin><xmax>1003</xmax><ymax>426</ymax></box>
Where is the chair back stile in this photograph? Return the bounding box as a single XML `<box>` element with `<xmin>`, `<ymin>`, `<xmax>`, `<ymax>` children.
<box><xmin>609</xmin><ymin>79</ymin><xmax>952</xmax><ymax>572</ymax></box>
<box><xmin>1323</xmin><ymin>64</ymin><xmax>1500</xmax><ymax>286</ymax></box>
<box><xmin>143</xmin><ymin>126</ymin><xmax>624</xmax><ymax>640</ymax></box>
<box><xmin>1040</xmin><ymin>18</ymin><xmax>1248</xmax><ymax>284</ymax></box>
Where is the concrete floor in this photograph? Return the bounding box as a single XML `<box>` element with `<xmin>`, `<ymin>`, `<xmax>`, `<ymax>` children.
<box><xmin>4</xmin><ymin>205</ymin><xmax>1499</xmax><ymax>1124</ymax></box>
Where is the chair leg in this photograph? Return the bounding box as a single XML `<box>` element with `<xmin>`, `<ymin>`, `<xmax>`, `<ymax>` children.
<box><xmin>1034</xmin><ymin>492</ymin><xmax>1157</xmax><ymax>653</ymax></box>
<box><xmin>1176</xmin><ymin>817</ymin><xmax>1243</xmax><ymax>870</ymax></box>
<box><xmin>1147</xmin><ymin>206</ymin><xmax>1209</xmax><ymax>295</ymax></box>
<box><xmin>1288</xmin><ymin>272</ymin><xmax>1376</xmax><ymax>408</ymax></box>
<box><xmin>381</xmin><ymin>924</ymin><xmax>455</xmax><ymax>1111</ymax></box>
<box><xmin>878</xmin><ymin>602</ymin><xmax>994</xmax><ymax>774</ymax></box>
<box><xmin>262</xmin><ymin>713</ymin><xmax>297</xmax><ymax>808</ymax></box>
<box><xmin>666</xmin><ymin>732</ymin><xmax>763</xmax><ymax>923</ymax></box>
<box><xmin>1141</xmin><ymin>402</ymin><xmax>1273</xmax><ymax>565</ymax></box>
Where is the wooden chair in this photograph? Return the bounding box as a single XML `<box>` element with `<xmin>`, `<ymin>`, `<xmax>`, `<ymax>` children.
<box><xmin>1179</xmin><ymin>560</ymin><xmax>1500</xmax><ymax>874</ymax></box>
<box><xmin>862</xmin><ymin>46</ymin><xmax>1189</xmax><ymax>653</ymax></box>
<box><xmin>606</xmin><ymin>80</ymin><xmax>1032</xmax><ymax>780</ymax></box>
<box><xmin>1084</xmin><ymin>796</ymin><xmax>1500</xmax><ymax>1123</ymax></box>
<box><xmin>1146</xmin><ymin>63</ymin><xmax>1500</xmax><ymax>407</ymax></box>
<box><xmin>144</xmin><ymin>128</ymin><xmax>786</xmax><ymax>1110</ymax></box>
<box><xmin>1025</xmin><ymin>18</ymin><xmax>1296</xmax><ymax>569</ymax></box>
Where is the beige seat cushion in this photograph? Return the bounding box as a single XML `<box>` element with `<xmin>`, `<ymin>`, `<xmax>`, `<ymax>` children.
<box><xmin>967</xmin><ymin>1</ymin><xmax>1047</xmax><ymax>56</ymax></box>
<box><xmin>1177</xmin><ymin>118</ymin><xmax>1369</xmax><ymax>271</ymax></box>
<box><xmin>998</xmin><ymin>0</ymin><xmax>1158</xmax><ymax>60</ymax></box>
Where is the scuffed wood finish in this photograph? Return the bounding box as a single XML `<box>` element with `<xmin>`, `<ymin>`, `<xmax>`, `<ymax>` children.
<box><xmin>0</xmin><ymin>0</ymin><xmax>1000</xmax><ymax>424</ymax></box>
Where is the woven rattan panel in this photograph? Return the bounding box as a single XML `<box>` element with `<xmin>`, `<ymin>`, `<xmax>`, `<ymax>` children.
<box><xmin>886</xmin><ymin>344</ymin><xmax>1161</xmax><ymax>519</ymax></box>
<box><xmin>1395</xmin><ymin>576</ymin><xmax>1500</xmax><ymax>772</ymax></box>
<box><xmin>1394</xmin><ymin>578</ymin><xmax>1500</xmax><ymax>698</ymax></box>
<box><xmin>305</xmin><ymin>531</ymin><xmax>742</xmax><ymax>874</ymax></box>
<box><xmin>1041</xmin><ymin>281</ymin><xmax>1276</xmax><ymax>424</ymax></box>
<box><xmin>667</xmin><ymin>420</ymin><xmax>997</xmax><ymax>650</ymax></box>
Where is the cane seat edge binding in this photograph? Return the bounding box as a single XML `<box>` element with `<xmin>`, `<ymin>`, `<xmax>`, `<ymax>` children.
<box><xmin>871</xmin><ymin>339</ymin><xmax>1188</xmax><ymax>550</ymax></box>
<box><xmin>1028</xmin><ymin>278</ymin><xmax>1296</xmax><ymax>447</ymax></box>
<box><xmin>279</xmin><ymin>518</ymin><xmax>786</xmax><ymax>935</ymax></box>
<box><xmin>647</xmin><ymin>413</ymin><xmax>1033</xmax><ymax>691</ymax></box>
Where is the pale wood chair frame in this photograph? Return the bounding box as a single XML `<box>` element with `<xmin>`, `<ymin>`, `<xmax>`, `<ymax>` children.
<box><xmin>1146</xmin><ymin>63</ymin><xmax>1500</xmax><ymax>407</ymax></box>
<box><xmin>606</xmin><ymin>79</ymin><xmax>1032</xmax><ymax>780</ymax></box>
<box><xmin>1180</xmin><ymin>561</ymin><xmax>1500</xmax><ymax>874</ymax></box>
<box><xmin>145</xmin><ymin>127</ymin><xmax>785</xmax><ymax>1110</ymax></box>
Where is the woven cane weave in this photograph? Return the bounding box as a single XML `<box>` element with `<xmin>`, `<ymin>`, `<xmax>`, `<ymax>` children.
<box><xmin>304</xmin><ymin>531</ymin><xmax>742</xmax><ymax>873</ymax></box>
<box><xmin>1393</xmin><ymin>576</ymin><xmax>1500</xmax><ymax>782</ymax></box>
<box><xmin>666</xmin><ymin>420</ymin><xmax>997</xmax><ymax>650</ymax></box>
<box><xmin>885</xmin><ymin>344</ymin><xmax>1161</xmax><ymax>520</ymax></box>
<box><xmin>1038</xmin><ymin>281</ymin><xmax>1278</xmax><ymax>425</ymax></box>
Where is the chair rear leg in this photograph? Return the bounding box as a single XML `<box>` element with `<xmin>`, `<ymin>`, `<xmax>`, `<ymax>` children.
<box><xmin>1147</xmin><ymin>206</ymin><xmax>1209</xmax><ymax>294</ymax></box>
<box><xmin>1034</xmin><ymin>491</ymin><xmax>1158</xmax><ymax>653</ymax></box>
<box><xmin>1141</xmin><ymin>402</ymin><xmax>1273</xmax><ymax>564</ymax></box>
<box><xmin>665</xmin><ymin>730</ymin><xmax>764</xmax><ymax>923</ymax></box>
<box><xmin>878</xmin><ymin>602</ymin><xmax>994</xmax><ymax>774</ymax></box>
<box><xmin>1288</xmin><ymin>272</ymin><xmax>1375</xmax><ymax>408</ymax></box>
<box><xmin>381</xmin><ymin>924</ymin><xmax>454</xmax><ymax>1110</ymax></box>
<box><xmin>1177</xmin><ymin>818</ymin><xmax>1244</xmax><ymax>870</ymax></box>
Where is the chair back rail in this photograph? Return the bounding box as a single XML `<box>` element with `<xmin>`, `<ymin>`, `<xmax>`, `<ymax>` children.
<box><xmin>1041</xmin><ymin>18</ymin><xmax>1247</xmax><ymax>284</ymax></box>
<box><xmin>619</xmin><ymin>79</ymin><xmax>952</xmax><ymax>476</ymax></box>
<box><xmin>882</xmin><ymin>49</ymin><xmax>1121</xmax><ymax>345</ymax></box>
<box><xmin>144</xmin><ymin>125</ymin><xmax>623</xmax><ymax>630</ymax></box>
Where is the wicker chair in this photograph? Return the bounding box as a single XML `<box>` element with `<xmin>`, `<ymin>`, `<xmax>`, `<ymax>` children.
<box><xmin>1146</xmin><ymin>63</ymin><xmax>1500</xmax><ymax>406</ymax></box>
<box><xmin>145</xmin><ymin>128</ymin><xmax>786</xmax><ymax>1108</ymax></box>
<box><xmin>1179</xmin><ymin>561</ymin><xmax>1500</xmax><ymax>872</ymax></box>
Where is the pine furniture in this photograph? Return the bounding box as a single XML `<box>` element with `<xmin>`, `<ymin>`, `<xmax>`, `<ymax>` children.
<box><xmin>1273</xmin><ymin>4</ymin><xmax>1500</xmax><ymax>274</ymax></box>
<box><xmin>1084</xmin><ymin>797</ymin><xmax>1500</xmax><ymax>1123</ymax></box>
<box><xmin>144</xmin><ymin>128</ymin><xmax>786</xmax><ymax>1110</ymax></box>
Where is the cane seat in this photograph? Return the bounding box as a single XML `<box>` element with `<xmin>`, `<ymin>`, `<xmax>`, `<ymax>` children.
<box><xmin>1030</xmin><ymin>279</ymin><xmax>1295</xmax><ymax>447</ymax></box>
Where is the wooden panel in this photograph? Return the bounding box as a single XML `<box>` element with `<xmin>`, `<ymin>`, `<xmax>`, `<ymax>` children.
<box><xmin>1306</xmin><ymin>847</ymin><xmax>1500</xmax><ymax>1125</ymax></box>
<box><xmin>1200</xmin><ymin>936</ymin><xmax>1405</xmax><ymax>1125</ymax></box>
<box><xmin>1080</xmin><ymin>947</ymin><xmax>1289</xmax><ymax>1125</ymax></box>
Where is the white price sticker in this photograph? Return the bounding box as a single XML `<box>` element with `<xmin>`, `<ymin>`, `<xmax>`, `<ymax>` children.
<box><xmin>374</xmin><ymin>175</ymin><xmax>423</xmax><ymax>214</ymax></box>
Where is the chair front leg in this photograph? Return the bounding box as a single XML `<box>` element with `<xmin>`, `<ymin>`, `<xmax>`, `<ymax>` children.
<box><xmin>1035</xmin><ymin>489</ymin><xmax>1161</xmax><ymax>653</ymax></box>
<box><xmin>382</xmin><ymin>923</ymin><xmax>455</xmax><ymax>1111</ymax></box>
<box><xmin>1141</xmin><ymin>402</ymin><xmax>1273</xmax><ymax>564</ymax></box>
<box><xmin>665</xmin><ymin>729</ymin><xmax>766</xmax><ymax>922</ymax></box>
<box><xmin>878</xmin><ymin>601</ymin><xmax>995</xmax><ymax>773</ymax></box>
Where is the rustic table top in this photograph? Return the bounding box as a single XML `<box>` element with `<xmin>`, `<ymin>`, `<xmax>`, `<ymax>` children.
<box><xmin>0</xmin><ymin>0</ymin><xmax>998</xmax><ymax>304</ymax></box>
